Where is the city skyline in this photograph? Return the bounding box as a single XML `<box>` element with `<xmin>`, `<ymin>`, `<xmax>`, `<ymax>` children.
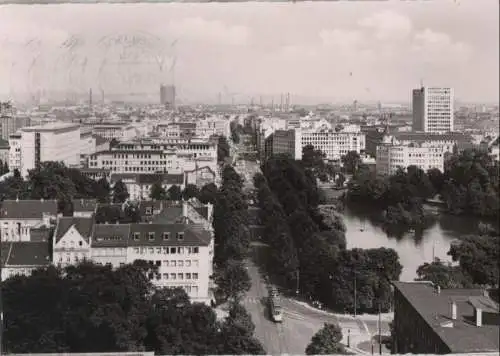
<box><xmin>0</xmin><ymin>0</ymin><xmax>498</xmax><ymax>104</ymax></box>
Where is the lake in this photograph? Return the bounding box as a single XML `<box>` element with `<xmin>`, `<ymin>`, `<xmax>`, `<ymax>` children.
<box><xmin>342</xmin><ymin>207</ymin><xmax>491</xmax><ymax>282</ymax></box>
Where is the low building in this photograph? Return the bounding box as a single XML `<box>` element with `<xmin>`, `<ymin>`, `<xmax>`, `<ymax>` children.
<box><xmin>72</xmin><ymin>199</ymin><xmax>98</xmax><ymax>217</ymax></box>
<box><xmin>376</xmin><ymin>143</ymin><xmax>445</xmax><ymax>175</ymax></box>
<box><xmin>1</xmin><ymin>241</ymin><xmax>51</xmax><ymax>280</ymax></box>
<box><xmin>392</xmin><ymin>281</ymin><xmax>500</xmax><ymax>354</ymax></box>
<box><xmin>53</xmin><ymin>217</ymin><xmax>94</xmax><ymax>267</ymax></box>
<box><xmin>0</xmin><ymin>199</ymin><xmax>59</xmax><ymax>241</ymax></box>
<box><xmin>110</xmin><ymin>173</ymin><xmax>185</xmax><ymax>201</ymax></box>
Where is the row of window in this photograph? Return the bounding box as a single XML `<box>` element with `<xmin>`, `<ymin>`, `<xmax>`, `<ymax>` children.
<box><xmin>148</xmin><ymin>272</ymin><xmax>199</xmax><ymax>281</ymax></box>
<box><xmin>150</xmin><ymin>259</ymin><xmax>200</xmax><ymax>268</ymax></box>
<box><xmin>133</xmin><ymin>246</ymin><xmax>200</xmax><ymax>255</ymax></box>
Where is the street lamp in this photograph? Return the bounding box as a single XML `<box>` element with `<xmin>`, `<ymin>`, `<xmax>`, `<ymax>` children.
<box><xmin>295</xmin><ymin>269</ymin><xmax>300</xmax><ymax>295</ymax></box>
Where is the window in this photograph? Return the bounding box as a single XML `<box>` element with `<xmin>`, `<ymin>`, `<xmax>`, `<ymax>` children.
<box><xmin>156</xmin><ymin>273</ymin><xmax>161</xmax><ymax>280</ymax></box>
<box><xmin>163</xmin><ymin>247</ymin><xmax>169</xmax><ymax>254</ymax></box>
<box><xmin>155</xmin><ymin>260</ymin><xmax>161</xmax><ymax>266</ymax></box>
<box><xmin>163</xmin><ymin>273</ymin><xmax>169</xmax><ymax>280</ymax></box>
<box><xmin>148</xmin><ymin>248</ymin><xmax>154</xmax><ymax>254</ymax></box>
<box><xmin>133</xmin><ymin>232</ymin><xmax>140</xmax><ymax>240</ymax></box>
<box><xmin>192</xmin><ymin>273</ymin><xmax>198</xmax><ymax>280</ymax></box>
<box><xmin>146</xmin><ymin>207</ymin><xmax>152</xmax><ymax>215</ymax></box>
<box><xmin>193</xmin><ymin>260</ymin><xmax>199</xmax><ymax>267</ymax></box>
<box><xmin>78</xmin><ymin>241</ymin><xmax>83</xmax><ymax>247</ymax></box>
<box><xmin>193</xmin><ymin>247</ymin><xmax>199</xmax><ymax>254</ymax></box>
<box><xmin>171</xmin><ymin>261</ymin><xmax>176</xmax><ymax>267</ymax></box>
<box><xmin>170</xmin><ymin>273</ymin><xmax>176</xmax><ymax>280</ymax></box>
<box><xmin>163</xmin><ymin>232</ymin><xmax>170</xmax><ymax>240</ymax></box>
<box><xmin>156</xmin><ymin>248</ymin><xmax>162</xmax><ymax>254</ymax></box>
<box><xmin>177</xmin><ymin>232</ymin><xmax>184</xmax><ymax>241</ymax></box>
<box><xmin>178</xmin><ymin>273</ymin><xmax>183</xmax><ymax>280</ymax></box>
<box><xmin>148</xmin><ymin>273</ymin><xmax>154</xmax><ymax>280</ymax></box>
<box><xmin>134</xmin><ymin>247</ymin><xmax>140</xmax><ymax>253</ymax></box>
<box><xmin>178</xmin><ymin>260</ymin><xmax>184</xmax><ymax>267</ymax></box>
<box><xmin>148</xmin><ymin>232</ymin><xmax>155</xmax><ymax>241</ymax></box>
<box><xmin>170</xmin><ymin>247</ymin><xmax>176</xmax><ymax>254</ymax></box>
<box><xmin>185</xmin><ymin>260</ymin><xmax>191</xmax><ymax>267</ymax></box>
<box><xmin>186</xmin><ymin>273</ymin><xmax>191</xmax><ymax>279</ymax></box>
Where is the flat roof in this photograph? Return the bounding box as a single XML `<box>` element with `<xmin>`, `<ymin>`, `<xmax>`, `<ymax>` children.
<box><xmin>21</xmin><ymin>122</ymin><xmax>80</xmax><ymax>132</ymax></box>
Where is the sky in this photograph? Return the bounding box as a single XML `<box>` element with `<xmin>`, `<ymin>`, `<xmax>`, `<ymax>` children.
<box><xmin>0</xmin><ymin>0</ymin><xmax>498</xmax><ymax>104</ymax></box>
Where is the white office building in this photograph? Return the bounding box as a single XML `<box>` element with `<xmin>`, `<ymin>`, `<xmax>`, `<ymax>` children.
<box><xmin>19</xmin><ymin>122</ymin><xmax>81</xmax><ymax>177</ymax></box>
<box><xmin>412</xmin><ymin>87</ymin><xmax>454</xmax><ymax>133</ymax></box>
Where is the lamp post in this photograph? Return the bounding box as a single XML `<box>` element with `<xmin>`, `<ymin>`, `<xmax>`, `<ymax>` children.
<box><xmin>347</xmin><ymin>328</ymin><xmax>350</xmax><ymax>348</ymax></box>
<box><xmin>296</xmin><ymin>269</ymin><xmax>300</xmax><ymax>295</ymax></box>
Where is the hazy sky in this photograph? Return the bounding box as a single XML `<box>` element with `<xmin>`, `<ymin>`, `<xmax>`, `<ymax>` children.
<box><xmin>0</xmin><ymin>0</ymin><xmax>498</xmax><ymax>104</ymax></box>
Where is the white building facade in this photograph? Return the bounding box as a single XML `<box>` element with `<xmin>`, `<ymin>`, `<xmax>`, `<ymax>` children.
<box><xmin>413</xmin><ymin>87</ymin><xmax>454</xmax><ymax>133</ymax></box>
<box><xmin>20</xmin><ymin>122</ymin><xmax>81</xmax><ymax>177</ymax></box>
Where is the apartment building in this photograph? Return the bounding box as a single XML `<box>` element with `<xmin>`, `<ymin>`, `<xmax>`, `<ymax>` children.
<box><xmin>0</xmin><ymin>114</ymin><xmax>31</xmax><ymax>141</ymax></box>
<box><xmin>157</xmin><ymin>122</ymin><xmax>197</xmax><ymax>138</ymax></box>
<box><xmin>392</xmin><ymin>281</ymin><xmax>499</xmax><ymax>354</ymax></box>
<box><xmin>413</xmin><ymin>87</ymin><xmax>454</xmax><ymax>133</ymax></box>
<box><xmin>88</xmin><ymin>138</ymin><xmax>217</xmax><ymax>175</ymax></box>
<box><xmin>376</xmin><ymin>143</ymin><xmax>445</xmax><ymax>175</ymax></box>
<box><xmin>195</xmin><ymin>117</ymin><xmax>231</xmax><ymax>139</ymax></box>
<box><xmin>1</xmin><ymin>241</ymin><xmax>51</xmax><ymax>280</ymax></box>
<box><xmin>264</xmin><ymin>129</ymin><xmax>298</xmax><ymax>160</ymax></box>
<box><xmin>92</xmin><ymin>122</ymin><xmax>138</xmax><ymax>141</ymax></box>
<box><xmin>8</xmin><ymin>133</ymin><xmax>21</xmax><ymax>172</ymax></box>
<box><xmin>0</xmin><ymin>199</ymin><xmax>59</xmax><ymax>242</ymax></box>
<box><xmin>297</xmin><ymin>122</ymin><xmax>365</xmax><ymax>161</ymax></box>
<box><xmin>19</xmin><ymin>122</ymin><xmax>81</xmax><ymax>177</ymax></box>
<box><xmin>53</xmin><ymin>216</ymin><xmax>93</xmax><ymax>267</ymax></box>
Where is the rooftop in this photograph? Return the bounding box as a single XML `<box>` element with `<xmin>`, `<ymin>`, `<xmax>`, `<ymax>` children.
<box><xmin>1</xmin><ymin>241</ymin><xmax>51</xmax><ymax>267</ymax></box>
<box><xmin>0</xmin><ymin>199</ymin><xmax>58</xmax><ymax>219</ymax></box>
<box><xmin>393</xmin><ymin>281</ymin><xmax>500</xmax><ymax>354</ymax></box>
<box><xmin>55</xmin><ymin>217</ymin><xmax>94</xmax><ymax>243</ymax></box>
<box><xmin>21</xmin><ymin>122</ymin><xmax>80</xmax><ymax>133</ymax></box>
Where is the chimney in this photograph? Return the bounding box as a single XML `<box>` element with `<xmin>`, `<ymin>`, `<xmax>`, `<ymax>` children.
<box><xmin>450</xmin><ymin>300</ymin><xmax>457</xmax><ymax>320</ymax></box>
<box><xmin>483</xmin><ymin>289</ymin><xmax>490</xmax><ymax>298</ymax></box>
<box><xmin>475</xmin><ymin>308</ymin><xmax>482</xmax><ymax>327</ymax></box>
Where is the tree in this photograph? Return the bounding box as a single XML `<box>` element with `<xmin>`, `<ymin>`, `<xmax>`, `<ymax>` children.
<box><xmin>415</xmin><ymin>259</ymin><xmax>473</xmax><ymax>289</ymax></box>
<box><xmin>95</xmin><ymin>177</ymin><xmax>111</xmax><ymax>203</ymax></box>
<box><xmin>182</xmin><ymin>184</ymin><xmax>199</xmax><ymax>200</ymax></box>
<box><xmin>198</xmin><ymin>183</ymin><xmax>218</xmax><ymax>204</ymax></box>
<box><xmin>112</xmin><ymin>179</ymin><xmax>129</xmax><ymax>203</ymax></box>
<box><xmin>214</xmin><ymin>259</ymin><xmax>251</xmax><ymax>302</ymax></box>
<box><xmin>341</xmin><ymin>150</ymin><xmax>362</xmax><ymax>175</ymax></box>
<box><xmin>226</xmin><ymin>302</ymin><xmax>255</xmax><ymax>336</ymax></box>
<box><xmin>447</xmin><ymin>234</ymin><xmax>499</xmax><ymax>287</ymax></box>
<box><xmin>167</xmin><ymin>185</ymin><xmax>182</xmax><ymax>201</ymax></box>
<box><xmin>109</xmin><ymin>138</ymin><xmax>119</xmax><ymax>148</ymax></box>
<box><xmin>305</xmin><ymin>323</ymin><xmax>346</xmax><ymax>355</ymax></box>
<box><xmin>150</xmin><ymin>181</ymin><xmax>167</xmax><ymax>200</ymax></box>
<box><xmin>217</xmin><ymin>136</ymin><xmax>230</xmax><ymax>163</ymax></box>
<box><xmin>3</xmin><ymin>262</ymin><xmax>265</xmax><ymax>355</ymax></box>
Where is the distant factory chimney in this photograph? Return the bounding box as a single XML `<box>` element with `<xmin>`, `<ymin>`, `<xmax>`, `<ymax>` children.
<box><xmin>280</xmin><ymin>94</ymin><xmax>284</xmax><ymax>112</ymax></box>
<box><xmin>89</xmin><ymin>88</ymin><xmax>93</xmax><ymax>108</ymax></box>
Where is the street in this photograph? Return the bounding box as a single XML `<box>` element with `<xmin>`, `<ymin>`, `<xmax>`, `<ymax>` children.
<box><xmin>242</xmin><ymin>242</ymin><xmax>390</xmax><ymax>355</ymax></box>
<box><xmin>233</xmin><ymin>149</ymin><xmax>392</xmax><ymax>355</ymax></box>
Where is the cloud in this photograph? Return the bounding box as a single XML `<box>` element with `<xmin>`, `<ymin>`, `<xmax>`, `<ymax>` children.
<box><xmin>411</xmin><ymin>28</ymin><xmax>472</xmax><ymax>63</ymax></box>
<box><xmin>166</xmin><ymin>17</ymin><xmax>251</xmax><ymax>46</ymax></box>
<box><xmin>319</xmin><ymin>29</ymin><xmax>363</xmax><ymax>50</ymax></box>
<box><xmin>358</xmin><ymin>10</ymin><xmax>412</xmax><ymax>41</ymax></box>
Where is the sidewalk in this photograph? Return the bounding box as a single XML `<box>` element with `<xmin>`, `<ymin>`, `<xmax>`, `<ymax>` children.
<box><xmin>293</xmin><ymin>300</ymin><xmax>394</xmax><ymax>322</ymax></box>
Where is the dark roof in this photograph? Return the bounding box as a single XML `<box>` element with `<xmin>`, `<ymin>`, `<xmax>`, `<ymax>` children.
<box><xmin>1</xmin><ymin>241</ymin><xmax>51</xmax><ymax>267</ymax></box>
<box><xmin>92</xmin><ymin>223</ymin><xmax>131</xmax><ymax>247</ymax></box>
<box><xmin>0</xmin><ymin>138</ymin><xmax>9</xmax><ymax>148</ymax></box>
<box><xmin>0</xmin><ymin>200</ymin><xmax>58</xmax><ymax>219</ymax></box>
<box><xmin>72</xmin><ymin>199</ymin><xmax>98</xmax><ymax>212</ymax></box>
<box><xmin>393</xmin><ymin>281</ymin><xmax>500</xmax><ymax>353</ymax></box>
<box><xmin>128</xmin><ymin>223</ymin><xmax>211</xmax><ymax>246</ymax></box>
<box><xmin>55</xmin><ymin>217</ymin><xmax>94</xmax><ymax>243</ymax></box>
<box><xmin>30</xmin><ymin>227</ymin><xmax>52</xmax><ymax>242</ymax></box>
<box><xmin>93</xmin><ymin>134</ymin><xmax>110</xmax><ymax>146</ymax></box>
